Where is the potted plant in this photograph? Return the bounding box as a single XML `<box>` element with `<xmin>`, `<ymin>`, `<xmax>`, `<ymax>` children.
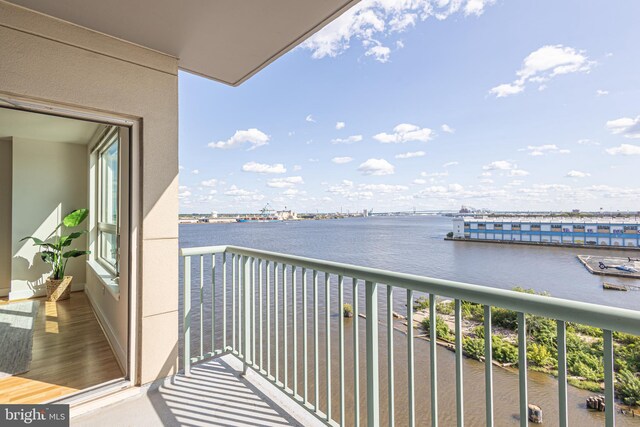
<box><xmin>21</xmin><ymin>209</ymin><xmax>90</xmax><ymax>302</ymax></box>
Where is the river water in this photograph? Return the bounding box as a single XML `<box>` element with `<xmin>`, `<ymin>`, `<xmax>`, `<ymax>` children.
<box><xmin>179</xmin><ymin>216</ymin><xmax>640</xmax><ymax>426</ymax></box>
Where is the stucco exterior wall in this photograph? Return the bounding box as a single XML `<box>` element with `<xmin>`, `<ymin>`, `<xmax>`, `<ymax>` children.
<box><xmin>0</xmin><ymin>1</ymin><xmax>180</xmax><ymax>384</ymax></box>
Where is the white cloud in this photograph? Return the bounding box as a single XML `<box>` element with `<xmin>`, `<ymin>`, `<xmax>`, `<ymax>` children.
<box><xmin>301</xmin><ymin>0</ymin><xmax>495</xmax><ymax>61</ymax></box>
<box><xmin>241</xmin><ymin>161</ymin><xmax>287</xmax><ymax>174</ymax></box>
<box><xmin>191</xmin><ymin>169</ymin><xmax>199</xmax><ymax>175</ymax></box>
<box><xmin>606</xmin><ymin>116</ymin><xmax>640</xmax><ymax>138</ymax></box>
<box><xmin>421</xmin><ymin>171</ymin><xmax>448</xmax><ymax>177</ymax></box>
<box><xmin>178</xmin><ymin>189</ymin><xmax>191</xmax><ymax>199</ymax></box>
<box><xmin>360</xmin><ymin>184</ymin><xmax>408</xmax><ymax>193</ymax></box>
<box><xmin>577</xmin><ymin>139</ymin><xmax>599</xmax><ymax>146</ymax></box>
<box><xmin>267</xmin><ymin>176</ymin><xmax>304</xmax><ymax>188</ymax></box>
<box><xmin>365</xmin><ymin>44</ymin><xmax>391</xmax><ymax>63</ymax></box>
<box><xmin>208</xmin><ymin>128</ymin><xmax>270</xmax><ymax>150</ymax></box>
<box><xmin>331</xmin><ymin>135</ymin><xmax>363</xmax><ymax>144</ymax></box>
<box><xmin>483</xmin><ymin>160</ymin><xmax>515</xmax><ymax>171</ymax></box>
<box><xmin>306</xmin><ymin>114</ymin><xmax>316</xmax><ymax>123</ymax></box>
<box><xmin>293</xmin><ymin>165</ymin><xmax>303</xmax><ymax>171</ymax></box>
<box><xmin>490</xmin><ymin>45</ymin><xmax>593</xmax><ymax>97</ymax></box>
<box><xmin>605</xmin><ymin>144</ymin><xmax>640</xmax><ymax>156</ymax></box>
<box><xmin>374</xmin><ymin>123</ymin><xmax>433</xmax><ymax>143</ymax></box>
<box><xmin>395</xmin><ymin>151</ymin><xmax>425</xmax><ymax>159</ymax></box>
<box><xmin>358</xmin><ymin>158</ymin><xmax>395</xmax><ymax>176</ymax></box>
<box><xmin>179</xmin><ymin>165</ymin><xmax>185</xmax><ymax>171</ymax></box>
<box><xmin>413</xmin><ymin>178</ymin><xmax>427</xmax><ymax>185</ymax></box>
<box><xmin>443</xmin><ymin>161</ymin><xmax>459</xmax><ymax>167</ymax></box>
<box><xmin>223</xmin><ymin>185</ymin><xmax>264</xmax><ymax>202</ymax></box>
<box><xmin>332</xmin><ymin>156</ymin><xmax>354</xmax><ymax>164</ymax></box>
<box><xmin>521</xmin><ymin>144</ymin><xmax>570</xmax><ymax>156</ymax></box>
<box><xmin>509</xmin><ymin>169</ymin><xmax>530</xmax><ymax>177</ymax></box>
<box><xmin>336</xmin><ymin>121</ymin><xmax>346</xmax><ymax>130</ymax></box>
<box><xmin>200</xmin><ymin>178</ymin><xmax>218</xmax><ymax>187</ymax></box>
<box><xmin>441</xmin><ymin>124</ymin><xmax>455</xmax><ymax>133</ymax></box>
<box><xmin>565</xmin><ymin>170</ymin><xmax>591</xmax><ymax>178</ymax></box>
<box><xmin>596</xmin><ymin>89</ymin><xmax>609</xmax><ymax>96</ymax></box>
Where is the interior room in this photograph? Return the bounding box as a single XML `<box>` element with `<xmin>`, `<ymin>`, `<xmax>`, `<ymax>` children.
<box><xmin>0</xmin><ymin>107</ymin><xmax>125</xmax><ymax>403</ymax></box>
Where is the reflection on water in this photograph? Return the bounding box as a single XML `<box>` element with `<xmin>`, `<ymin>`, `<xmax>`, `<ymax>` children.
<box><xmin>179</xmin><ymin>216</ymin><xmax>640</xmax><ymax>426</ymax></box>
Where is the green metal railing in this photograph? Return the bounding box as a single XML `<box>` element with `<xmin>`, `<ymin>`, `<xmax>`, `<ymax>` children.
<box><xmin>181</xmin><ymin>245</ymin><xmax>640</xmax><ymax>427</ymax></box>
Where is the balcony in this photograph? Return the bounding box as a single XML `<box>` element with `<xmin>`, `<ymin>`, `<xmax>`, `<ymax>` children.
<box><xmin>78</xmin><ymin>245</ymin><xmax>640</xmax><ymax>426</ymax></box>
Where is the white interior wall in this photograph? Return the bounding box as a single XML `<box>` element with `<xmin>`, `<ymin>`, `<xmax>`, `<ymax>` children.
<box><xmin>0</xmin><ymin>138</ymin><xmax>11</xmax><ymax>297</ymax></box>
<box><xmin>10</xmin><ymin>137</ymin><xmax>88</xmax><ymax>300</ymax></box>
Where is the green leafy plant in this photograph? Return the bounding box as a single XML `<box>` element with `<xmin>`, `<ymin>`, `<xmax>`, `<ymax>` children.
<box><xmin>21</xmin><ymin>209</ymin><xmax>90</xmax><ymax>280</ymax></box>
<box><xmin>422</xmin><ymin>316</ymin><xmax>455</xmax><ymax>342</ymax></box>
<box><xmin>616</xmin><ymin>370</ymin><xmax>640</xmax><ymax>406</ymax></box>
<box><xmin>343</xmin><ymin>303</ymin><xmax>353</xmax><ymax>318</ymax></box>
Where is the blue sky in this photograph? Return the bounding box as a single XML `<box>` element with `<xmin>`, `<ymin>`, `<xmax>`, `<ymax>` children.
<box><xmin>179</xmin><ymin>0</ymin><xmax>640</xmax><ymax>214</ymax></box>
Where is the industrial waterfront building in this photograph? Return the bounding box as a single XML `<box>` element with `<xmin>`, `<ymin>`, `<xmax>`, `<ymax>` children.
<box><xmin>452</xmin><ymin>217</ymin><xmax>640</xmax><ymax>248</ymax></box>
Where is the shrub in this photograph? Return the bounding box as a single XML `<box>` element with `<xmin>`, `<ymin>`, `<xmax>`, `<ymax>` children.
<box><xmin>491</xmin><ymin>307</ymin><xmax>517</xmax><ymax>330</ymax></box>
<box><xmin>413</xmin><ymin>296</ymin><xmax>429</xmax><ymax>311</ymax></box>
<box><xmin>567</xmin><ymin>352</ymin><xmax>604</xmax><ymax>382</ymax></box>
<box><xmin>492</xmin><ymin>336</ymin><xmax>518</xmax><ymax>364</ymax></box>
<box><xmin>463</xmin><ymin>337</ymin><xmax>484</xmax><ymax>360</ymax></box>
<box><xmin>616</xmin><ymin>370</ymin><xmax>640</xmax><ymax>406</ymax></box>
<box><xmin>343</xmin><ymin>303</ymin><xmax>353</xmax><ymax>318</ymax></box>
<box><xmin>422</xmin><ymin>316</ymin><xmax>455</xmax><ymax>342</ymax></box>
<box><xmin>528</xmin><ymin>343</ymin><xmax>553</xmax><ymax>367</ymax></box>
<box><xmin>436</xmin><ymin>300</ymin><xmax>454</xmax><ymax>315</ymax></box>
<box><xmin>446</xmin><ymin>231</ymin><xmax>454</xmax><ymax>238</ymax></box>
<box><xmin>461</xmin><ymin>300</ymin><xmax>484</xmax><ymax>321</ymax></box>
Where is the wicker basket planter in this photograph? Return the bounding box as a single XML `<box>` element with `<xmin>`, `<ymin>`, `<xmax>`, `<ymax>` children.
<box><xmin>46</xmin><ymin>276</ymin><xmax>72</xmax><ymax>302</ymax></box>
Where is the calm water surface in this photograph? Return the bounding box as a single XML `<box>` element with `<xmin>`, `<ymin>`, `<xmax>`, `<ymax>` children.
<box><xmin>179</xmin><ymin>216</ymin><xmax>640</xmax><ymax>426</ymax></box>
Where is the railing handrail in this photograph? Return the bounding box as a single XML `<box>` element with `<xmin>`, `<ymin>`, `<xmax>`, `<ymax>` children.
<box><xmin>181</xmin><ymin>244</ymin><xmax>640</xmax><ymax>336</ymax></box>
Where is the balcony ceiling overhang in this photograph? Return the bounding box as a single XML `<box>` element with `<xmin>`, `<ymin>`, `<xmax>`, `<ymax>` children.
<box><xmin>6</xmin><ymin>0</ymin><xmax>358</xmax><ymax>86</ymax></box>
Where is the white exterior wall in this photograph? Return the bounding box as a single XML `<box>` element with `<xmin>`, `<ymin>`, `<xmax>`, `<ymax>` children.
<box><xmin>1</xmin><ymin>2</ymin><xmax>179</xmax><ymax>385</ymax></box>
<box><xmin>452</xmin><ymin>218</ymin><xmax>464</xmax><ymax>237</ymax></box>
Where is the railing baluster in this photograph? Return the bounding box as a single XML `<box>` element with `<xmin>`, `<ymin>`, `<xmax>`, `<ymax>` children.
<box><xmin>259</xmin><ymin>259</ymin><xmax>263</xmax><ymax>369</ymax></box>
<box><xmin>238</xmin><ymin>254</ymin><xmax>242</xmax><ymax>354</ymax></box>
<box><xmin>484</xmin><ymin>305</ymin><xmax>494</xmax><ymax>427</ymax></box>
<box><xmin>293</xmin><ymin>266</ymin><xmax>298</xmax><ymax>397</ymax></box>
<box><xmin>429</xmin><ymin>293</ymin><xmax>438</xmax><ymax>426</ymax></box>
<box><xmin>251</xmin><ymin>258</ymin><xmax>256</xmax><ymax>365</ymax></box>
<box><xmin>242</xmin><ymin>255</ymin><xmax>251</xmax><ymax>372</ymax></box>
<box><xmin>387</xmin><ymin>285</ymin><xmax>395</xmax><ymax>427</ymax></box>
<box><xmin>339</xmin><ymin>275</ymin><xmax>345</xmax><ymax>427</ymax></box>
<box><xmin>518</xmin><ymin>312</ymin><xmax>528</xmax><ymax>427</ymax></box>
<box><xmin>353</xmin><ymin>278</ymin><xmax>360</xmax><ymax>426</ymax></box>
<box><xmin>232</xmin><ymin>253</ymin><xmax>236</xmax><ymax>352</ymax></box>
<box><xmin>557</xmin><ymin>320</ymin><xmax>568</xmax><ymax>427</ymax></box>
<box><xmin>365</xmin><ymin>281</ymin><xmax>380</xmax><ymax>427</ymax></box>
<box><xmin>325</xmin><ymin>273</ymin><xmax>332</xmax><ymax>422</ymax></box>
<box><xmin>303</xmin><ymin>268</ymin><xmax>308</xmax><ymax>404</ymax></box>
<box><xmin>183</xmin><ymin>255</ymin><xmax>191</xmax><ymax>376</ymax></box>
<box><xmin>275</xmin><ymin>263</ymin><xmax>279</xmax><ymax>383</ymax></box>
<box><xmin>604</xmin><ymin>329</ymin><xmax>615</xmax><ymax>427</ymax></box>
<box><xmin>313</xmin><ymin>270</ymin><xmax>319</xmax><ymax>411</ymax></box>
<box><xmin>266</xmin><ymin>261</ymin><xmax>271</xmax><ymax>375</ymax></box>
<box><xmin>199</xmin><ymin>255</ymin><xmax>204</xmax><ymax>358</ymax></box>
<box><xmin>283</xmin><ymin>264</ymin><xmax>288</xmax><ymax>389</ymax></box>
<box><xmin>454</xmin><ymin>299</ymin><xmax>464</xmax><ymax>427</ymax></box>
<box><xmin>222</xmin><ymin>253</ymin><xmax>227</xmax><ymax>351</ymax></box>
<box><xmin>212</xmin><ymin>254</ymin><xmax>216</xmax><ymax>353</ymax></box>
<box><xmin>407</xmin><ymin>289</ymin><xmax>415</xmax><ymax>427</ymax></box>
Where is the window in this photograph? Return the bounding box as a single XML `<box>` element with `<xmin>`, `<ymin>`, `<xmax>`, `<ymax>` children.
<box><xmin>97</xmin><ymin>130</ymin><xmax>119</xmax><ymax>275</ymax></box>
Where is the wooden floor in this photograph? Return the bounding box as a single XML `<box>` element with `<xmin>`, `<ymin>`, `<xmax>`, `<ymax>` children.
<box><xmin>0</xmin><ymin>291</ymin><xmax>123</xmax><ymax>403</ymax></box>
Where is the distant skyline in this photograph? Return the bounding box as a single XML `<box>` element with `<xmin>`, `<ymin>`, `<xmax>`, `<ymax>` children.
<box><xmin>179</xmin><ymin>0</ymin><xmax>640</xmax><ymax>214</ymax></box>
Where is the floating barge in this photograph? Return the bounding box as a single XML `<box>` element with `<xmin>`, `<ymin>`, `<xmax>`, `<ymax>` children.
<box><xmin>577</xmin><ymin>255</ymin><xmax>640</xmax><ymax>279</ymax></box>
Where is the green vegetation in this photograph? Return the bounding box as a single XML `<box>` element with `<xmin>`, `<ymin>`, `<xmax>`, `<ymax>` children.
<box><xmin>616</xmin><ymin>370</ymin><xmax>640</xmax><ymax>406</ymax></box>
<box><xmin>343</xmin><ymin>303</ymin><xmax>353</xmax><ymax>318</ymax></box>
<box><xmin>446</xmin><ymin>231</ymin><xmax>454</xmax><ymax>238</ymax></box>
<box><xmin>413</xmin><ymin>296</ymin><xmax>429</xmax><ymax>311</ymax></box>
<box><xmin>420</xmin><ymin>286</ymin><xmax>640</xmax><ymax>407</ymax></box>
<box><xmin>422</xmin><ymin>317</ymin><xmax>455</xmax><ymax>342</ymax></box>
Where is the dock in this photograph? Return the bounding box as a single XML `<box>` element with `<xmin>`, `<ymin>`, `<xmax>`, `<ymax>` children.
<box><xmin>577</xmin><ymin>255</ymin><xmax>640</xmax><ymax>279</ymax></box>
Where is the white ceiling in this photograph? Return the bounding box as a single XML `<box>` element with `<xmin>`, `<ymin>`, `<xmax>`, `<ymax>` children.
<box><xmin>0</xmin><ymin>108</ymin><xmax>105</xmax><ymax>145</ymax></box>
<box><xmin>7</xmin><ymin>0</ymin><xmax>358</xmax><ymax>86</ymax></box>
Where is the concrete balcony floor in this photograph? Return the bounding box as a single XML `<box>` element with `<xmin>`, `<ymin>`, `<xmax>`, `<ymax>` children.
<box><xmin>73</xmin><ymin>355</ymin><xmax>323</xmax><ymax>427</ymax></box>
